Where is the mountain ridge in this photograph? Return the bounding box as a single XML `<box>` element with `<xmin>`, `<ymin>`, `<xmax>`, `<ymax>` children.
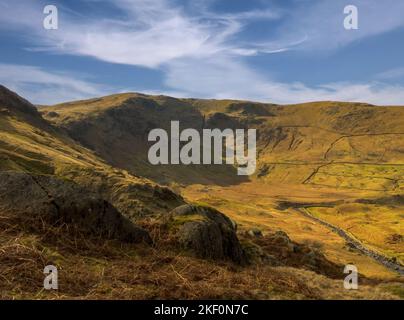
<box><xmin>0</xmin><ymin>85</ymin><xmax>403</xmax><ymax>299</ymax></box>
<box><xmin>41</xmin><ymin>90</ymin><xmax>404</xmax><ymax>188</ymax></box>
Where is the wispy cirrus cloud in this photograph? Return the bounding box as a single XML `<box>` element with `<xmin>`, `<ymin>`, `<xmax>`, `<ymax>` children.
<box><xmin>1</xmin><ymin>0</ymin><xmax>404</xmax><ymax>105</ymax></box>
<box><xmin>0</xmin><ymin>0</ymin><xmax>284</xmax><ymax>68</ymax></box>
<box><xmin>276</xmin><ymin>0</ymin><xmax>404</xmax><ymax>51</ymax></box>
<box><xmin>0</xmin><ymin>63</ymin><xmax>108</xmax><ymax>104</ymax></box>
<box><xmin>164</xmin><ymin>57</ymin><xmax>404</xmax><ymax>105</ymax></box>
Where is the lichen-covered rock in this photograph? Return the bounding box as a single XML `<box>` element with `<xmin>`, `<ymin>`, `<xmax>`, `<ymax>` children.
<box><xmin>0</xmin><ymin>171</ymin><xmax>152</xmax><ymax>244</ymax></box>
<box><xmin>166</xmin><ymin>204</ymin><xmax>247</xmax><ymax>264</ymax></box>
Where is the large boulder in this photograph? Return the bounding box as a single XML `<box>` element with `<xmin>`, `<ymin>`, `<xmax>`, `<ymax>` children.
<box><xmin>0</xmin><ymin>171</ymin><xmax>151</xmax><ymax>244</ymax></box>
<box><xmin>165</xmin><ymin>204</ymin><xmax>247</xmax><ymax>264</ymax></box>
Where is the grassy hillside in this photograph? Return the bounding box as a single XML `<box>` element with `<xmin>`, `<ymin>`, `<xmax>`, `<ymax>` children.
<box><xmin>41</xmin><ymin>94</ymin><xmax>247</xmax><ymax>186</ymax></box>
<box><xmin>0</xmin><ymin>85</ymin><xmax>403</xmax><ymax>299</ymax></box>
<box><xmin>43</xmin><ymin>97</ymin><xmax>404</xmax><ymax>189</ymax></box>
<box><xmin>42</xmin><ymin>92</ymin><xmax>404</xmax><ymax>274</ymax></box>
<box><xmin>0</xmin><ymin>86</ymin><xmax>184</xmax><ymax>219</ymax></box>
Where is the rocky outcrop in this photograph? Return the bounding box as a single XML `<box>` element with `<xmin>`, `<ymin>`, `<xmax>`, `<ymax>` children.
<box><xmin>165</xmin><ymin>204</ymin><xmax>247</xmax><ymax>264</ymax></box>
<box><xmin>0</xmin><ymin>171</ymin><xmax>152</xmax><ymax>244</ymax></box>
<box><xmin>245</xmin><ymin>230</ymin><xmax>342</xmax><ymax>278</ymax></box>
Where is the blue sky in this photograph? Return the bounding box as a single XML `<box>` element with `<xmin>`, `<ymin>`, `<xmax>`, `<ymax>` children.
<box><xmin>1</xmin><ymin>0</ymin><xmax>404</xmax><ymax>105</ymax></box>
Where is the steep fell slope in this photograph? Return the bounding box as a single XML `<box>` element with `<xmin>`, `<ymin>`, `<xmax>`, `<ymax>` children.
<box><xmin>0</xmin><ymin>86</ymin><xmax>183</xmax><ymax>219</ymax></box>
<box><xmin>43</xmin><ymin>95</ymin><xmax>404</xmax><ymax>192</ymax></box>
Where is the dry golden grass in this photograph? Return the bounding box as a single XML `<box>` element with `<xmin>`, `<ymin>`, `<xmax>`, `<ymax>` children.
<box><xmin>1</xmin><ymin>210</ymin><xmax>402</xmax><ymax>300</ymax></box>
<box><xmin>182</xmin><ymin>182</ymin><xmax>402</xmax><ymax>280</ymax></box>
<box><xmin>308</xmin><ymin>204</ymin><xmax>404</xmax><ymax>264</ymax></box>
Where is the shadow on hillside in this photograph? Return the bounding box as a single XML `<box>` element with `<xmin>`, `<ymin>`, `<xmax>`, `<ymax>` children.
<box><xmin>122</xmin><ymin>160</ymin><xmax>251</xmax><ymax>187</ymax></box>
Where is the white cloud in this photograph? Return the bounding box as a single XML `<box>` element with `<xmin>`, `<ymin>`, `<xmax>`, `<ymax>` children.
<box><xmin>1</xmin><ymin>0</ymin><xmax>404</xmax><ymax>105</ymax></box>
<box><xmin>0</xmin><ymin>63</ymin><xmax>108</xmax><ymax>104</ymax></box>
<box><xmin>164</xmin><ymin>56</ymin><xmax>404</xmax><ymax>105</ymax></box>
<box><xmin>0</xmin><ymin>0</ymin><xmax>284</xmax><ymax>67</ymax></box>
<box><xmin>277</xmin><ymin>0</ymin><xmax>404</xmax><ymax>51</ymax></box>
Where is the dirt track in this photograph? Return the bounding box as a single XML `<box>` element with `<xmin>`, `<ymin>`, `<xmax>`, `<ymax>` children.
<box><xmin>296</xmin><ymin>208</ymin><xmax>404</xmax><ymax>276</ymax></box>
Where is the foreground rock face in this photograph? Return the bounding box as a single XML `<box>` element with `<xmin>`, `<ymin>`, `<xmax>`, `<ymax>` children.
<box><xmin>0</xmin><ymin>171</ymin><xmax>152</xmax><ymax>244</ymax></box>
<box><xmin>166</xmin><ymin>204</ymin><xmax>247</xmax><ymax>264</ymax></box>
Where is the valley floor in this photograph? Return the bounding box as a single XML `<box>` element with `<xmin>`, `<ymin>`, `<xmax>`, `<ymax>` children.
<box><xmin>183</xmin><ymin>182</ymin><xmax>403</xmax><ymax>280</ymax></box>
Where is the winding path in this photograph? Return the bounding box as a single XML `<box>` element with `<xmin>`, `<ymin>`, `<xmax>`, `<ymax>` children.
<box><xmin>296</xmin><ymin>207</ymin><xmax>404</xmax><ymax>276</ymax></box>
